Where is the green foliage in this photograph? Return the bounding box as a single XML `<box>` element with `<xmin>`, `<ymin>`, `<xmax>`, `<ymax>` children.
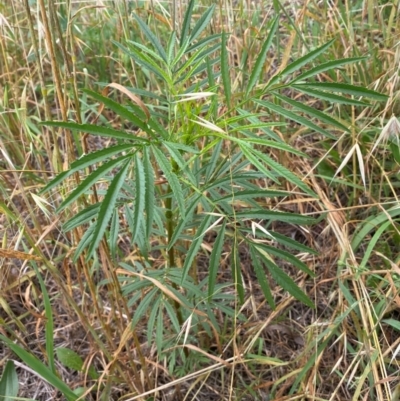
<box><xmin>0</xmin><ymin>361</ymin><xmax>19</xmax><ymax>401</ymax></box>
<box><xmin>40</xmin><ymin>0</ymin><xmax>387</xmax><ymax>364</ymax></box>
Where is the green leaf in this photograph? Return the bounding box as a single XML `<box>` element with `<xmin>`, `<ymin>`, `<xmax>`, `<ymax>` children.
<box><xmin>241</xmin><ymin>137</ymin><xmax>307</xmax><ymax>156</ymax></box>
<box><xmin>351</xmin><ymin>205</ymin><xmax>400</xmax><ymax>252</ymax></box>
<box><xmin>250</xmin><ymin>246</ymin><xmax>275</xmax><ymax>309</ymax></box>
<box><xmin>152</xmin><ymin>146</ymin><xmax>185</xmax><ymax>217</ymax></box>
<box><xmin>256</xmin><ymin>248</ymin><xmax>314</xmax><ymax>308</ymax></box>
<box><xmin>246</xmin><ymin>16</ymin><xmax>279</xmax><ymax>96</ymax></box>
<box><xmin>292</xmin><ymin>82</ymin><xmax>388</xmax><ymax>101</ymax></box>
<box><xmin>248</xmin><ymin>229</ymin><xmax>318</xmax><ymax>254</ymax></box>
<box><xmin>235</xmin><ymin>209</ymin><xmax>316</xmax><ymax>225</ymax></box>
<box><xmin>221</xmin><ymin>32</ymin><xmax>231</xmax><ymax>107</ymax></box>
<box><xmin>164</xmin><ymin>299</ymin><xmax>182</xmax><ymax>334</ymax></box>
<box><xmin>63</xmin><ymin>203</ymin><xmax>101</xmax><ymax>232</ymax></box>
<box><xmin>87</xmin><ymin>161</ymin><xmax>131</xmax><ymax>259</ymax></box>
<box><xmin>132</xmin><ymin>287</ymin><xmax>158</xmax><ymax>327</ymax></box>
<box><xmin>255</xmin><ymin>99</ymin><xmax>336</xmax><ymax>139</ymax></box>
<box><xmin>273</xmin><ymin>93</ymin><xmax>350</xmax><ymax>132</ymax></box>
<box><xmin>0</xmin><ymin>335</ymin><xmax>78</xmax><ymax>401</ymax></box>
<box><xmin>167</xmin><ymin>195</ymin><xmax>201</xmax><ymax>250</ymax></box>
<box><xmin>132</xmin><ymin>13</ymin><xmax>167</xmax><ymax>63</ymax></box>
<box><xmin>292</xmin><ymin>85</ymin><xmax>369</xmax><ymax>106</ymax></box>
<box><xmin>180</xmin><ymin>0</ymin><xmax>195</xmax><ymax>46</ymax></box>
<box><xmin>239</xmin><ymin>143</ymin><xmax>280</xmax><ymax>184</ymax></box>
<box><xmin>240</xmin><ymin>143</ymin><xmax>316</xmax><ymax>196</ymax></box>
<box><xmin>41</xmin><ymin>144</ymin><xmax>133</xmax><ymax>194</ymax></box>
<box><xmin>231</xmin><ymin>238</ymin><xmax>244</xmax><ymax>303</ymax></box>
<box><xmin>147</xmin><ymin>296</ymin><xmax>161</xmax><ymax>349</ymax></box>
<box><xmin>83</xmin><ymin>89</ymin><xmax>155</xmax><ymax>137</ymax></box>
<box><xmin>56</xmin><ymin>348</ymin><xmax>84</xmax><ymax>372</ymax></box>
<box><xmin>41</xmin><ymin>121</ymin><xmax>147</xmax><ymax>142</ymax></box>
<box><xmin>58</xmin><ymin>155</ymin><xmax>130</xmax><ymax>212</ymax></box>
<box><xmin>0</xmin><ymin>361</ymin><xmax>19</xmax><ymax>401</ymax></box>
<box><xmin>208</xmin><ymin>220</ymin><xmax>226</xmax><ymax>300</ymax></box>
<box><xmin>132</xmin><ymin>153</ymin><xmax>145</xmax><ymax>243</ymax></box>
<box><xmin>189</xmin><ymin>4</ymin><xmax>216</xmax><ymax>44</ymax></box>
<box><xmin>205</xmin><ymin>139</ymin><xmax>223</xmax><ymax>181</ymax></box>
<box><xmin>114</xmin><ymin>41</ymin><xmax>171</xmax><ymax>83</ymax></box>
<box><xmin>216</xmin><ymin>189</ymin><xmax>291</xmax><ymax>203</ymax></box>
<box><xmin>292</xmin><ymin>57</ymin><xmax>367</xmax><ymax>82</ymax></box>
<box><xmin>382</xmin><ymin>318</ymin><xmax>400</xmax><ymax>332</ymax></box>
<box><xmin>186</xmin><ymin>33</ymin><xmax>221</xmax><ymax>54</ymax></box>
<box><xmin>72</xmin><ymin>224</ymin><xmax>95</xmax><ymax>262</ymax></box>
<box><xmin>109</xmin><ymin>208</ymin><xmax>120</xmax><ymax>260</ymax></box>
<box><xmin>143</xmin><ymin>147</ymin><xmax>154</xmax><ymax>242</ymax></box>
<box><xmin>33</xmin><ymin>265</ymin><xmax>55</xmax><ymax>374</ymax></box>
<box><xmin>254</xmin><ymin>243</ymin><xmax>315</xmax><ymax>276</ymax></box>
<box><xmin>163</xmin><ymin>142</ymin><xmax>197</xmax><ymax>184</ymax></box>
<box><xmin>156</xmin><ymin>302</ymin><xmax>164</xmax><ymax>353</ymax></box>
<box><xmin>182</xmin><ymin>214</ymin><xmax>214</xmax><ymax>282</ymax></box>
<box><xmin>269</xmin><ymin>39</ymin><xmax>335</xmax><ymax>84</ymax></box>
<box><xmin>167</xmin><ymin>31</ymin><xmax>176</xmax><ymax>64</ymax></box>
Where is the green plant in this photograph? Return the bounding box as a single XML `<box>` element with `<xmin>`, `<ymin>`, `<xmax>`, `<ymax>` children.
<box><xmin>39</xmin><ymin>0</ymin><xmax>387</xmax><ymax>365</ymax></box>
<box><xmin>0</xmin><ymin>361</ymin><xmax>19</xmax><ymax>401</ymax></box>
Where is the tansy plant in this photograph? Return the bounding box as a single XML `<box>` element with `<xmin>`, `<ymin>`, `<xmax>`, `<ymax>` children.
<box><xmin>40</xmin><ymin>1</ymin><xmax>387</xmax><ymax>358</ymax></box>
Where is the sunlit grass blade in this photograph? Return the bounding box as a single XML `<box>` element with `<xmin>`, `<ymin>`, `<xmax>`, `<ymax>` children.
<box><xmin>293</xmin><ymin>82</ymin><xmax>389</xmax><ymax>101</ymax></box>
<box><xmin>255</xmin><ymin>99</ymin><xmax>336</xmax><ymax>139</ymax></box>
<box><xmin>87</xmin><ymin>161</ymin><xmax>130</xmax><ymax>259</ymax></box>
<box><xmin>57</xmin><ymin>155</ymin><xmax>130</xmax><ymax>212</ymax></box>
<box><xmin>221</xmin><ymin>32</ymin><xmax>231</xmax><ymax>107</ymax></box>
<box><xmin>208</xmin><ymin>219</ymin><xmax>226</xmax><ymax>300</ymax></box>
<box><xmin>292</xmin><ymin>57</ymin><xmax>367</xmax><ymax>82</ymax></box>
<box><xmin>273</xmin><ymin>93</ymin><xmax>350</xmax><ymax>132</ymax></box>
<box><xmin>182</xmin><ymin>214</ymin><xmax>214</xmax><ymax>283</ymax></box>
<box><xmin>245</xmin><ymin>16</ymin><xmax>279</xmax><ymax>97</ymax></box>
<box><xmin>132</xmin><ymin>13</ymin><xmax>167</xmax><ymax>63</ymax></box>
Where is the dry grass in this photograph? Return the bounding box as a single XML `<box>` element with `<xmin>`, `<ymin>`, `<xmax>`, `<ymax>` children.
<box><xmin>1</xmin><ymin>0</ymin><xmax>400</xmax><ymax>400</ymax></box>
